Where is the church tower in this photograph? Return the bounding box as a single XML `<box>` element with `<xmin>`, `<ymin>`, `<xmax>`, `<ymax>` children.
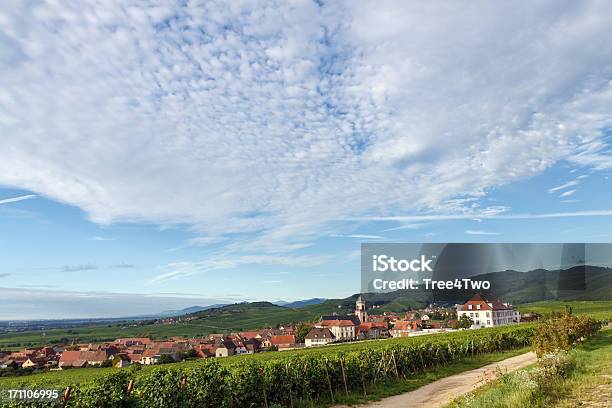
<box><xmin>355</xmin><ymin>295</ymin><xmax>368</xmax><ymax>323</ymax></box>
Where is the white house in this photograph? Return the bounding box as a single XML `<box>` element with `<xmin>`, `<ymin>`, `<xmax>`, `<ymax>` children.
<box><xmin>457</xmin><ymin>293</ymin><xmax>520</xmax><ymax>329</ymax></box>
<box><xmin>305</xmin><ymin>328</ymin><xmax>336</xmax><ymax>347</ymax></box>
<box><xmin>318</xmin><ymin>319</ymin><xmax>357</xmax><ymax>341</ymax></box>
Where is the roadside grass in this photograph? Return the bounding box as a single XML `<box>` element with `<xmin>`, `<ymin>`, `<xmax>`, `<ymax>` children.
<box><xmin>445</xmin><ymin>328</ymin><xmax>612</xmax><ymax>408</ymax></box>
<box><xmin>554</xmin><ymin>326</ymin><xmax>612</xmax><ymax>407</ymax></box>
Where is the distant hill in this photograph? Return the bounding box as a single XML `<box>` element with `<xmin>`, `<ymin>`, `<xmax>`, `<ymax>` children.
<box><xmin>167</xmin><ymin>265</ymin><xmax>611</xmax><ymax>330</ymax></box>
<box><xmin>280</xmin><ymin>298</ymin><xmax>327</xmax><ymax>308</ymax></box>
<box><xmin>1</xmin><ymin>266</ymin><xmax>609</xmax><ymax>348</ymax></box>
<box><xmin>430</xmin><ymin>265</ymin><xmax>612</xmax><ymax>304</ymax></box>
<box><xmin>156</xmin><ymin>304</ymin><xmax>228</xmax><ymax>317</ymax></box>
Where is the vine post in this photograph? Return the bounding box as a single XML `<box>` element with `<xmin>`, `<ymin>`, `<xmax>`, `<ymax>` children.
<box><xmin>391</xmin><ymin>349</ymin><xmax>400</xmax><ymax>379</ymax></box>
<box><xmin>285</xmin><ymin>362</ymin><xmax>294</xmax><ymax>408</ymax></box>
<box><xmin>340</xmin><ymin>356</ymin><xmax>349</xmax><ymax>397</ymax></box>
<box><xmin>324</xmin><ymin>357</ymin><xmax>335</xmax><ymax>403</ymax></box>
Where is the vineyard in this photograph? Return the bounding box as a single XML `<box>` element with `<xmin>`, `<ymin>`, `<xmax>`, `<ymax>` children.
<box><xmin>1</xmin><ymin>325</ymin><xmax>536</xmax><ymax>408</ymax></box>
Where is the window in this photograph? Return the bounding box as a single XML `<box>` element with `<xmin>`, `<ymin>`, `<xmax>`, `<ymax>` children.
<box><xmin>476</xmin><ymin>304</ymin><xmax>481</xmax><ymax>310</ymax></box>
<box><xmin>468</xmin><ymin>305</ymin><xmax>472</xmax><ymax>310</ymax></box>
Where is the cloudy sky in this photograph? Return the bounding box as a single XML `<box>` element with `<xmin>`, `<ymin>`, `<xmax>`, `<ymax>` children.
<box><xmin>1</xmin><ymin>0</ymin><xmax>612</xmax><ymax>319</ymax></box>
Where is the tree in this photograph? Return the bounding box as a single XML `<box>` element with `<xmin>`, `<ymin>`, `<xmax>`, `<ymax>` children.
<box><xmin>99</xmin><ymin>359</ymin><xmax>113</xmax><ymax>368</ymax></box>
<box><xmin>178</xmin><ymin>349</ymin><xmax>197</xmax><ymax>360</ymax></box>
<box><xmin>158</xmin><ymin>354</ymin><xmax>175</xmax><ymax>364</ymax></box>
<box><xmin>454</xmin><ymin>315</ymin><xmax>473</xmax><ymax>330</ymax></box>
<box><xmin>295</xmin><ymin>323</ymin><xmax>312</xmax><ymax>343</ymax></box>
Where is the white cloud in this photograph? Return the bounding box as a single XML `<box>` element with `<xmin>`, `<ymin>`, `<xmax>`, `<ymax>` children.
<box><xmin>559</xmin><ymin>189</ymin><xmax>577</xmax><ymax>197</ymax></box>
<box><xmin>549</xmin><ymin>180</ymin><xmax>579</xmax><ymax>193</ymax></box>
<box><xmin>380</xmin><ymin>223</ymin><xmax>422</xmax><ymax>232</ymax></box>
<box><xmin>353</xmin><ymin>209</ymin><xmax>612</xmax><ymax>222</ymax></box>
<box><xmin>1</xmin><ymin>1</ymin><xmax>612</xmax><ymax>253</ymax></box>
<box><xmin>91</xmin><ymin>236</ymin><xmax>116</xmax><ymax>241</ymax></box>
<box><xmin>150</xmin><ymin>253</ymin><xmax>331</xmax><ymax>284</ymax></box>
<box><xmin>329</xmin><ymin>234</ymin><xmax>384</xmax><ymax>239</ymax></box>
<box><xmin>0</xmin><ymin>194</ymin><xmax>36</xmax><ymax>205</ymax></box>
<box><xmin>465</xmin><ymin>229</ymin><xmax>500</xmax><ymax>236</ymax></box>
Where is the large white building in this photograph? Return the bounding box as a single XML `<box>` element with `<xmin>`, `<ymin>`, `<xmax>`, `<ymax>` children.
<box><xmin>456</xmin><ymin>293</ymin><xmax>520</xmax><ymax>329</ymax></box>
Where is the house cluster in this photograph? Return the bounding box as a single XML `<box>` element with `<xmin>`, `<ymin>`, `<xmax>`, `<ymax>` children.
<box><xmin>0</xmin><ymin>294</ymin><xmax>523</xmax><ymax>371</ymax></box>
<box><xmin>305</xmin><ymin>296</ymin><xmax>391</xmax><ymax>346</ymax></box>
<box><xmin>0</xmin><ymin>327</ymin><xmax>303</xmax><ymax>370</ymax></box>
<box><xmin>456</xmin><ymin>293</ymin><xmax>521</xmax><ymax>329</ymax></box>
<box><xmin>192</xmin><ymin>327</ymin><xmax>300</xmax><ymax>357</ymax></box>
<box><xmin>0</xmin><ymin>346</ymin><xmax>60</xmax><ymax>370</ymax></box>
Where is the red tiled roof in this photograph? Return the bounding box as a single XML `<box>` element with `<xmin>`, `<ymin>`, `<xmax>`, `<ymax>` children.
<box><xmin>60</xmin><ymin>350</ymin><xmax>107</xmax><ymax>363</ymax></box>
<box><xmin>59</xmin><ymin>351</ymin><xmax>81</xmax><ymax>363</ymax></box>
<box><xmin>321</xmin><ymin>319</ymin><xmax>356</xmax><ymax>327</ymax></box>
<box><xmin>392</xmin><ymin>321</ymin><xmax>412</xmax><ymax>331</ymax></box>
<box><xmin>358</xmin><ymin>322</ymin><xmax>387</xmax><ymax>331</ymax></box>
<box><xmin>239</xmin><ymin>331</ymin><xmax>259</xmax><ymax>339</ymax></box>
<box><xmin>463</xmin><ymin>293</ymin><xmax>513</xmax><ymax>311</ymax></box>
<box><xmin>127</xmin><ymin>354</ymin><xmax>142</xmax><ymax>362</ymax></box>
<box><xmin>271</xmin><ymin>335</ymin><xmax>295</xmax><ymax>345</ymax></box>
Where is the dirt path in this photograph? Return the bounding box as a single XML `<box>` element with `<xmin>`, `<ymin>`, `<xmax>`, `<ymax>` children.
<box><xmin>557</xmin><ymin>374</ymin><xmax>612</xmax><ymax>408</ymax></box>
<box><xmin>335</xmin><ymin>351</ymin><xmax>537</xmax><ymax>408</ymax></box>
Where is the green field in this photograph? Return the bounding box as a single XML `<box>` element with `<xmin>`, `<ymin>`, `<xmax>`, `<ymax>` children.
<box><xmin>0</xmin><ymin>301</ymin><xmax>341</xmax><ymax>349</ymax></box>
<box><xmin>517</xmin><ymin>300</ymin><xmax>612</xmax><ymax>320</ymax></box>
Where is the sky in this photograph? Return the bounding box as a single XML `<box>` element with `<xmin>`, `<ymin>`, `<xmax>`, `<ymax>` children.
<box><xmin>1</xmin><ymin>0</ymin><xmax>612</xmax><ymax>319</ymax></box>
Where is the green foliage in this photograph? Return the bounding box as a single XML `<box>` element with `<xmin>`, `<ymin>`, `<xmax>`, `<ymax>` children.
<box><xmin>157</xmin><ymin>355</ymin><xmax>175</xmax><ymax>365</ymax></box>
<box><xmin>66</xmin><ymin>370</ymin><xmax>136</xmax><ymax>408</ymax></box>
<box><xmin>295</xmin><ymin>323</ymin><xmax>312</xmax><ymax>343</ymax></box>
<box><xmin>99</xmin><ymin>359</ymin><xmax>113</xmax><ymax>368</ymax></box>
<box><xmin>454</xmin><ymin>315</ymin><xmax>473</xmax><ymax>330</ymax></box>
<box><xmin>531</xmin><ymin>309</ymin><xmax>601</xmax><ymax>357</ymax></box>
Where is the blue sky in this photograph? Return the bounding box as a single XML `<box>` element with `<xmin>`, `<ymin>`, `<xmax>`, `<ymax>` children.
<box><xmin>1</xmin><ymin>1</ymin><xmax>612</xmax><ymax>319</ymax></box>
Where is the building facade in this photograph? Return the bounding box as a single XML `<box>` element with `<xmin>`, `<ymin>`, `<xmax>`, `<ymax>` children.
<box><xmin>456</xmin><ymin>293</ymin><xmax>520</xmax><ymax>329</ymax></box>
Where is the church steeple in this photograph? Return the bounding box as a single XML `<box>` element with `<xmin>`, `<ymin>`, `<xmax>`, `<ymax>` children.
<box><xmin>355</xmin><ymin>295</ymin><xmax>367</xmax><ymax>323</ymax></box>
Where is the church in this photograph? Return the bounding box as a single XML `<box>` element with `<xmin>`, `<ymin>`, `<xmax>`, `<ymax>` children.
<box><xmin>316</xmin><ymin>295</ymin><xmax>369</xmax><ymax>341</ymax></box>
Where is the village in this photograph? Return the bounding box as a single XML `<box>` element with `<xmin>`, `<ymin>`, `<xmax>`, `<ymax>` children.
<box><xmin>0</xmin><ymin>294</ymin><xmax>525</xmax><ymax>373</ymax></box>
